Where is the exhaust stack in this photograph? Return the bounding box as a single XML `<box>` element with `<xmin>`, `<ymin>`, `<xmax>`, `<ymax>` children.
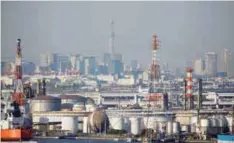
<box><xmin>198</xmin><ymin>78</ymin><xmax>203</xmax><ymax>109</ymax></box>
<box><xmin>42</xmin><ymin>78</ymin><xmax>46</xmax><ymax>95</ymax></box>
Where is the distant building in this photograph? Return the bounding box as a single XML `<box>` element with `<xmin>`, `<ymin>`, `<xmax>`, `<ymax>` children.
<box><xmin>111</xmin><ymin>59</ymin><xmax>123</xmax><ymax>75</ymax></box>
<box><xmin>131</xmin><ymin>60</ymin><xmax>138</xmax><ymax>72</ymax></box>
<box><xmin>70</xmin><ymin>54</ymin><xmax>80</xmax><ymax>70</ymax></box>
<box><xmin>97</xmin><ymin>63</ymin><xmax>108</xmax><ymax>75</ymax></box>
<box><xmin>22</xmin><ymin>62</ymin><xmax>36</xmax><ymax>74</ymax></box>
<box><xmin>193</xmin><ymin>58</ymin><xmax>205</xmax><ymax>76</ymax></box>
<box><xmin>76</xmin><ymin>56</ymin><xmax>85</xmax><ymax>74</ymax></box>
<box><xmin>84</xmin><ymin>56</ymin><xmax>96</xmax><ymax>75</ymax></box>
<box><xmin>223</xmin><ymin>48</ymin><xmax>233</xmax><ymax>77</ymax></box>
<box><xmin>205</xmin><ymin>52</ymin><xmax>217</xmax><ymax>76</ymax></box>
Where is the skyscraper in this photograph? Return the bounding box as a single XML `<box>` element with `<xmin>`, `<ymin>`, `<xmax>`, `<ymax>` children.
<box><xmin>193</xmin><ymin>58</ymin><xmax>205</xmax><ymax>76</ymax></box>
<box><xmin>205</xmin><ymin>52</ymin><xmax>217</xmax><ymax>76</ymax></box>
<box><xmin>84</xmin><ymin>56</ymin><xmax>96</xmax><ymax>75</ymax></box>
<box><xmin>223</xmin><ymin>49</ymin><xmax>231</xmax><ymax>75</ymax></box>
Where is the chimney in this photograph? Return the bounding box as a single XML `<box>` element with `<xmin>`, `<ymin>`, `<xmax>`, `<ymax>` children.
<box><xmin>198</xmin><ymin>78</ymin><xmax>203</xmax><ymax>109</ymax></box>
<box><xmin>36</xmin><ymin>79</ymin><xmax>41</xmax><ymax>96</ymax></box>
<box><xmin>42</xmin><ymin>78</ymin><xmax>46</xmax><ymax>95</ymax></box>
<box><xmin>184</xmin><ymin>79</ymin><xmax>187</xmax><ymax>110</ymax></box>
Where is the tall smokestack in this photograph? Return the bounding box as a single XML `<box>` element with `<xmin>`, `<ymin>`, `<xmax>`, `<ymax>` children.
<box><xmin>42</xmin><ymin>78</ymin><xmax>46</xmax><ymax>95</ymax></box>
<box><xmin>198</xmin><ymin>78</ymin><xmax>203</xmax><ymax>109</ymax></box>
<box><xmin>36</xmin><ymin>79</ymin><xmax>41</xmax><ymax>96</ymax></box>
<box><xmin>186</xmin><ymin>68</ymin><xmax>194</xmax><ymax>109</ymax></box>
<box><xmin>184</xmin><ymin>79</ymin><xmax>187</xmax><ymax>110</ymax></box>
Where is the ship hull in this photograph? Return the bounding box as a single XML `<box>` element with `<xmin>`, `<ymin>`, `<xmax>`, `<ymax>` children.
<box><xmin>0</xmin><ymin>128</ymin><xmax>32</xmax><ymax>141</ymax></box>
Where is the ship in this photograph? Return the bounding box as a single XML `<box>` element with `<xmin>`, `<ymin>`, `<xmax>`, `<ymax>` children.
<box><xmin>0</xmin><ymin>39</ymin><xmax>33</xmax><ymax>141</ymax></box>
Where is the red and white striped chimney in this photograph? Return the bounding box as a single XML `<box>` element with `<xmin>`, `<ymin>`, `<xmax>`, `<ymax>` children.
<box><xmin>186</xmin><ymin>68</ymin><xmax>193</xmax><ymax>98</ymax></box>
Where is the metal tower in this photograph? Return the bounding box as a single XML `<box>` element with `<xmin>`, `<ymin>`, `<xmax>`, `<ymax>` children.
<box><xmin>12</xmin><ymin>39</ymin><xmax>25</xmax><ymax>108</ymax></box>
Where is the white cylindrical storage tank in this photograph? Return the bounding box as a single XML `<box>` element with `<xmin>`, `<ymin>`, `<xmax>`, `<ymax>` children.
<box><xmin>109</xmin><ymin>117</ymin><xmax>124</xmax><ymax>130</ymax></box>
<box><xmin>209</xmin><ymin>118</ymin><xmax>218</xmax><ymax>135</ymax></box>
<box><xmin>61</xmin><ymin>116</ymin><xmax>78</xmax><ymax>134</ymax></box>
<box><xmin>158</xmin><ymin>122</ymin><xmax>166</xmax><ymax>133</ymax></box>
<box><xmin>31</xmin><ymin>96</ymin><xmax>61</xmax><ymax>112</ymax></box>
<box><xmin>190</xmin><ymin>116</ymin><xmax>197</xmax><ymax>125</ymax></box>
<box><xmin>143</xmin><ymin>117</ymin><xmax>157</xmax><ymax>131</ymax></box>
<box><xmin>83</xmin><ymin>117</ymin><xmax>89</xmax><ymax>133</ymax></box>
<box><xmin>217</xmin><ymin>118</ymin><xmax>224</xmax><ymax>133</ymax></box>
<box><xmin>226</xmin><ymin>116</ymin><xmax>233</xmax><ymax>132</ymax></box>
<box><xmin>210</xmin><ymin>118</ymin><xmax>218</xmax><ymax>127</ymax></box>
<box><xmin>73</xmin><ymin>103</ymin><xmax>85</xmax><ymax>111</ymax></box>
<box><xmin>172</xmin><ymin>122</ymin><xmax>180</xmax><ymax>134</ymax></box>
<box><xmin>181</xmin><ymin>125</ymin><xmax>189</xmax><ymax>133</ymax></box>
<box><xmin>124</xmin><ymin>118</ymin><xmax>130</xmax><ymax>133</ymax></box>
<box><xmin>166</xmin><ymin>121</ymin><xmax>173</xmax><ymax>135</ymax></box>
<box><xmin>130</xmin><ymin>117</ymin><xmax>141</xmax><ymax>135</ymax></box>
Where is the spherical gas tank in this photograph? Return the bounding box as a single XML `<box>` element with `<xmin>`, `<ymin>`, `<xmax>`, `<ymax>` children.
<box><xmin>88</xmin><ymin>109</ymin><xmax>109</xmax><ymax>133</ymax></box>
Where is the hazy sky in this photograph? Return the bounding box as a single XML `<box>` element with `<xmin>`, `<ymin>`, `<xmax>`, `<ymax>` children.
<box><xmin>2</xmin><ymin>1</ymin><xmax>234</xmax><ymax>70</ymax></box>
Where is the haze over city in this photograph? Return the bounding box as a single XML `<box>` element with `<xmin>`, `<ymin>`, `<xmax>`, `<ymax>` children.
<box><xmin>2</xmin><ymin>1</ymin><xmax>234</xmax><ymax>71</ymax></box>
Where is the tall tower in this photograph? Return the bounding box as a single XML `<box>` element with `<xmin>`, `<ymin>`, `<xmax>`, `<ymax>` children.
<box><xmin>109</xmin><ymin>20</ymin><xmax>115</xmax><ymax>55</ymax></box>
<box><xmin>186</xmin><ymin>68</ymin><xmax>194</xmax><ymax>109</ymax></box>
<box><xmin>12</xmin><ymin>39</ymin><xmax>25</xmax><ymax>107</ymax></box>
<box><xmin>149</xmin><ymin>34</ymin><xmax>160</xmax><ymax>93</ymax></box>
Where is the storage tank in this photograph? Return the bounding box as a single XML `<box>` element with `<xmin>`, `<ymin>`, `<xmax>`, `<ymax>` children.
<box><xmin>181</xmin><ymin>125</ymin><xmax>189</xmax><ymax>133</ymax></box>
<box><xmin>61</xmin><ymin>116</ymin><xmax>78</xmax><ymax>134</ymax></box>
<box><xmin>77</xmin><ymin>117</ymin><xmax>83</xmax><ymax>132</ymax></box>
<box><xmin>60</xmin><ymin>95</ymin><xmax>86</xmax><ymax>104</ymax></box>
<box><xmin>86</xmin><ymin>104</ymin><xmax>97</xmax><ymax>112</ymax></box>
<box><xmin>109</xmin><ymin>117</ymin><xmax>124</xmax><ymax>130</ymax></box>
<box><xmin>143</xmin><ymin>117</ymin><xmax>157</xmax><ymax>131</ymax></box>
<box><xmin>158</xmin><ymin>122</ymin><xmax>166</xmax><ymax>133</ymax></box>
<box><xmin>200</xmin><ymin>119</ymin><xmax>209</xmax><ymax>135</ymax></box>
<box><xmin>209</xmin><ymin>118</ymin><xmax>218</xmax><ymax>135</ymax></box>
<box><xmin>166</xmin><ymin>121</ymin><xmax>173</xmax><ymax>135</ymax></box>
<box><xmin>124</xmin><ymin>118</ymin><xmax>130</xmax><ymax>133</ymax></box>
<box><xmin>172</xmin><ymin>122</ymin><xmax>180</xmax><ymax>134</ymax></box>
<box><xmin>217</xmin><ymin>117</ymin><xmax>225</xmax><ymax>133</ymax></box>
<box><xmin>130</xmin><ymin>117</ymin><xmax>141</xmax><ymax>135</ymax></box>
<box><xmin>88</xmin><ymin>109</ymin><xmax>109</xmax><ymax>133</ymax></box>
<box><xmin>83</xmin><ymin>117</ymin><xmax>89</xmax><ymax>133</ymax></box>
<box><xmin>225</xmin><ymin>116</ymin><xmax>233</xmax><ymax>133</ymax></box>
<box><xmin>31</xmin><ymin>96</ymin><xmax>61</xmax><ymax>112</ymax></box>
<box><xmin>60</xmin><ymin>95</ymin><xmax>86</xmax><ymax>109</ymax></box>
<box><xmin>73</xmin><ymin>103</ymin><xmax>85</xmax><ymax>111</ymax></box>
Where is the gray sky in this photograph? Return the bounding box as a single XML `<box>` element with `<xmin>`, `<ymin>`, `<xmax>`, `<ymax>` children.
<box><xmin>2</xmin><ymin>1</ymin><xmax>234</xmax><ymax>70</ymax></box>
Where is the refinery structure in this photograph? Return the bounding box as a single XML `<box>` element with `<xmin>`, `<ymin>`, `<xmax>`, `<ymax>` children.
<box><xmin>1</xmin><ymin>34</ymin><xmax>234</xmax><ymax>142</ymax></box>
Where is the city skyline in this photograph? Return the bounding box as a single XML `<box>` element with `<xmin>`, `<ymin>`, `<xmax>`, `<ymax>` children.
<box><xmin>2</xmin><ymin>2</ymin><xmax>234</xmax><ymax>71</ymax></box>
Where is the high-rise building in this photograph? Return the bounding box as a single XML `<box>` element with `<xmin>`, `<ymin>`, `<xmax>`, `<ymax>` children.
<box><xmin>223</xmin><ymin>48</ymin><xmax>232</xmax><ymax>76</ymax></box>
<box><xmin>111</xmin><ymin>59</ymin><xmax>123</xmax><ymax>75</ymax></box>
<box><xmin>131</xmin><ymin>60</ymin><xmax>138</xmax><ymax>72</ymax></box>
<box><xmin>205</xmin><ymin>52</ymin><xmax>217</xmax><ymax>76</ymax></box>
<box><xmin>76</xmin><ymin>56</ymin><xmax>85</xmax><ymax>74</ymax></box>
<box><xmin>84</xmin><ymin>56</ymin><xmax>96</xmax><ymax>75</ymax></box>
<box><xmin>70</xmin><ymin>54</ymin><xmax>80</xmax><ymax>70</ymax></box>
<box><xmin>22</xmin><ymin>62</ymin><xmax>36</xmax><ymax>74</ymax></box>
<box><xmin>193</xmin><ymin>58</ymin><xmax>205</xmax><ymax>76</ymax></box>
<box><xmin>40</xmin><ymin>53</ymin><xmax>58</xmax><ymax>68</ymax></box>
